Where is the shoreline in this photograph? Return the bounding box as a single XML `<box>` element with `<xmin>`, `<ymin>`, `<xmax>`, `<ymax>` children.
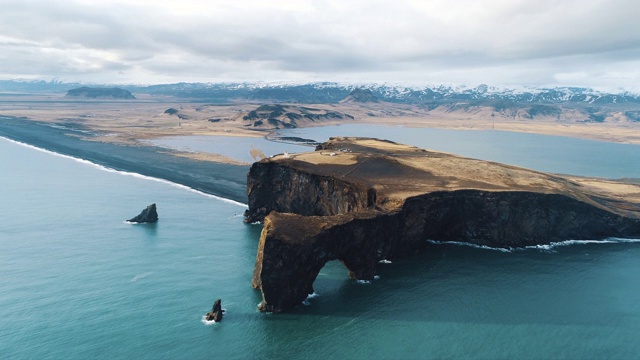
<box><xmin>0</xmin><ymin>117</ymin><xmax>249</xmax><ymax>204</ymax></box>
<box><xmin>2</xmin><ymin>108</ymin><xmax>640</xmax><ymax>204</ymax></box>
<box><xmin>0</xmin><ymin>135</ymin><xmax>248</xmax><ymax>207</ymax></box>
<box><xmin>295</xmin><ymin>116</ymin><xmax>640</xmax><ymax>145</ymax></box>
<box><xmin>2</xmin><ymin>96</ymin><xmax>640</xmax><ymax>147</ymax></box>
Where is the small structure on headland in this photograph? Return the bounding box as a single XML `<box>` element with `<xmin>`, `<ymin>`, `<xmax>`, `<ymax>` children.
<box><xmin>205</xmin><ymin>299</ymin><xmax>224</xmax><ymax>322</ymax></box>
<box><xmin>127</xmin><ymin>203</ymin><xmax>158</xmax><ymax>223</ymax></box>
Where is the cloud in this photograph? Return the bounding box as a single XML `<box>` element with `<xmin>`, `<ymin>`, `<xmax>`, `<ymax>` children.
<box><xmin>1</xmin><ymin>0</ymin><xmax>639</xmax><ymax>90</ymax></box>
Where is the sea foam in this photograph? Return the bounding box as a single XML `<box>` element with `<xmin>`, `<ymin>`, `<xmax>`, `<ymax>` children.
<box><xmin>427</xmin><ymin>238</ymin><xmax>640</xmax><ymax>252</ymax></box>
<box><xmin>302</xmin><ymin>292</ymin><xmax>319</xmax><ymax>306</ymax></box>
<box><xmin>426</xmin><ymin>240</ymin><xmax>513</xmax><ymax>252</ymax></box>
<box><xmin>524</xmin><ymin>238</ymin><xmax>640</xmax><ymax>251</ymax></box>
<box><xmin>200</xmin><ymin>315</ymin><xmax>217</xmax><ymax>325</ymax></box>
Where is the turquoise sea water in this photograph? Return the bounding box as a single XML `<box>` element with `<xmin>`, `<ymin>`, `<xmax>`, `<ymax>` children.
<box><xmin>2</xmin><ymin>131</ymin><xmax>640</xmax><ymax>359</ymax></box>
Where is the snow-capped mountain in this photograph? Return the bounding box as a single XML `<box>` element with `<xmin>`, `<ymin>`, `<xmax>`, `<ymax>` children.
<box><xmin>2</xmin><ymin>80</ymin><xmax>639</xmax><ymax>105</ymax></box>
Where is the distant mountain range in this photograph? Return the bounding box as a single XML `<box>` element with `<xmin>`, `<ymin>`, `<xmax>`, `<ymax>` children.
<box><xmin>125</xmin><ymin>82</ymin><xmax>640</xmax><ymax>107</ymax></box>
<box><xmin>2</xmin><ymin>80</ymin><xmax>640</xmax><ymax>107</ymax></box>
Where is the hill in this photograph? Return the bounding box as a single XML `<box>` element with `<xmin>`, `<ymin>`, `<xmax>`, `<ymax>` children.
<box><xmin>65</xmin><ymin>87</ymin><xmax>135</xmax><ymax>99</ymax></box>
<box><xmin>241</xmin><ymin>104</ymin><xmax>353</xmax><ymax>128</ymax></box>
<box><xmin>340</xmin><ymin>88</ymin><xmax>379</xmax><ymax>103</ymax></box>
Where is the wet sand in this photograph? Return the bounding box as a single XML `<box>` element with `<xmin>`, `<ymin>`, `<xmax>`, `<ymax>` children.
<box><xmin>0</xmin><ymin>116</ymin><xmax>249</xmax><ymax>203</ymax></box>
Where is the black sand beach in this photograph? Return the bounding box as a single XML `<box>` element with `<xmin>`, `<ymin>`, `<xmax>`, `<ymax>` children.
<box><xmin>0</xmin><ymin>116</ymin><xmax>249</xmax><ymax>203</ymax></box>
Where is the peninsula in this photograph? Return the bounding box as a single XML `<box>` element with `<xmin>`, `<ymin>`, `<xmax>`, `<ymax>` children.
<box><xmin>246</xmin><ymin>137</ymin><xmax>640</xmax><ymax>312</ymax></box>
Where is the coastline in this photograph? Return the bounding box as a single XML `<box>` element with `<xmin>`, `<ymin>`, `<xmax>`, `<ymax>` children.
<box><xmin>298</xmin><ymin>115</ymin><xmax>640</xmax><ymax>145</ymax></box>
<box><xmin>0</xmin><ymin>116</ymin><xmax>249</xmax><ymax>204</ymax></box>
<box><xmin>2</xmin><ymin>96</ymin><xmax>640</xmax><ymax>148</ymax></box>
<box><xmin>2</xmin><ymin>97</ymin><xmax>640</xmax><ymax>203</ymax></box>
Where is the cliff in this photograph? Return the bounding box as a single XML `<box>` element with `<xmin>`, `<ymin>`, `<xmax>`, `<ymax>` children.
<box><xmin>246</xmin><ymin>137</ymin><xmax>640</xmax><ymax>312</ymax></box>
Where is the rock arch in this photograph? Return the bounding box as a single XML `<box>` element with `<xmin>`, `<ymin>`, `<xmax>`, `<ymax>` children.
<box><xmin>251</xmin><ymin>212</ymin><xmax>388</xmax><ymax>312</ymax></box>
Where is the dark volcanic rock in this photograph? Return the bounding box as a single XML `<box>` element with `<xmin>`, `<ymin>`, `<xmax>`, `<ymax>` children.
<box><xmin>246</xmin><ymin>137</ymin><xmax>640</xmax><ymax>313</ymax></box>
<box><xmin>65</xmin><ymin>87</ymin><xmax>135</xmax><ymax>99</ymax></box>
<box><xmin>127</xmin><ymin>203</ymin><xmax>158</xmax><ymax>223</ymax></box>
<box><xmin>205</xmin><ymin>299</ymin><xmax>224</xmax><ymax>322</ymax></box>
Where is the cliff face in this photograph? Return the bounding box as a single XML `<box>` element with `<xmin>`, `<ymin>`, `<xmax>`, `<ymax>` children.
<box><xmin>245</xmin><ymin>161</ymin><xmax>375</xmax><ymax>223</ymax></box>
<box><xmin>246</xmin><ymin>137</ymin><xmax>640</xmax><ymax>313</ymax></box>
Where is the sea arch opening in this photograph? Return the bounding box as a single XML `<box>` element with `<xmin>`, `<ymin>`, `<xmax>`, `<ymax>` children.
<box><xmin>309</xmin><ymin>259</ymin><xmax>354</xmax><ymax>304</ymax></box>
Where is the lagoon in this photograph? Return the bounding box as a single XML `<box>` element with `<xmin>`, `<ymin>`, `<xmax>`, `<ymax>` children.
<box><xmin>150</xmin><ymin>125</ymin><xmax>640</xmax><ymax>179</ymax></box>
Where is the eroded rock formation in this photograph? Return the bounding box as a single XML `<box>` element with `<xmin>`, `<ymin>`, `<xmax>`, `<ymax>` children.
<box><xmin>205</xmin><ymin>299</ymin><xmax>224</xmax><ymax>322</ymax></box>
<box><xmin>246</xmin><ymin>137</ymin><xmax>640</xmax><ymax>312</ymax></box>
<box><xmin>127</xmin><ymin>203</ymin><xmax>158</xmax><ymax>223</ymax></box>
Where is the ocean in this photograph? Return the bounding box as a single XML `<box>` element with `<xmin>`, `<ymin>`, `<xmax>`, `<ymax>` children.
<box><xmin>2</xmin><ymin>127</ymin><xmax>640</xmax><ymax>359</ymax></box>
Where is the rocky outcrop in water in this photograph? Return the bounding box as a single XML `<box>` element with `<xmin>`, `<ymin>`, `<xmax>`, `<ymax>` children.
<box><xmin>127</xmin><ymin>203</ymin><xmax>158</xmax><ymax>223</ymax></box>
<box><xmin>205</xmin><ymin>299</ymin><xmax>224</xmax><ymax>322</ymax></box>
<box><xmin>246</xmin><ymin>137</ymin><xmax>640</xmax><ymax>313</ymax></box>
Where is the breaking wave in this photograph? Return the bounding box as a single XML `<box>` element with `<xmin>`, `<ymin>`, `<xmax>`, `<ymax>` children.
<box><xmin>426</xmin><ymin>240</ymin><xmax>513</xmax><ymax>252</ymax></box>
<box><xmin>201</xmin><ymin>315</ymin><xmax>217</xmax><ymax>325</ymax></box>
<box><xmin>524</xmin><ymin>238</ymin><xmax>640</xmax><ymax>251</ymax></box>
<box><xmin>427</xmin><ymin>238</ymin><xmax>640</xmax><ymax>252</ymax></box>
<box><xmin>302</xmin><ymin>292</ymin><xmax>319</xmax><ymax>306</ymax></box>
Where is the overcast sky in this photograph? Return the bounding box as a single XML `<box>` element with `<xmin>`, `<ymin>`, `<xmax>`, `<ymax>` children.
<box><xmin>1</xmin><ymin>0</ymin><xmax>639</xmax><ymax>91</ymax></box>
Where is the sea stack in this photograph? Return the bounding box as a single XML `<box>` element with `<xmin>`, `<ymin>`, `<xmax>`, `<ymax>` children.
<box><xmin>127</xmin><ymin>203</ymin><xmax>158</xmax><ymax>223</ymax></box>
<box><xmin>205</xmin><ymin>299</ymin><xmax>224</xmax><ymax>322</ymax></box>
<box><xmin>246</xmin><ymin>137</ymin><xmax>640</xmax><ymax>313</ymax></box>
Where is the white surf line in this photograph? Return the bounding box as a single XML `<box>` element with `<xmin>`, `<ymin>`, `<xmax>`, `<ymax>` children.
<box><xmin>0</xmin><ymin>136</ymin><xmax>248</xmax><ymax>208</ymax></box>
<box><xmin>427</xmin><ymin>238</ymin><xmax>640</xmax><ymax>252</ymax></box>
<box><xmin>523</xmin><ymin>238</ymin><xmax>640</xmax><ymax>250</ymax></box>
<box><xmin>426</xmin><ymin>240</ymin><xmax>513</xmax><ymax>252</ymax></box>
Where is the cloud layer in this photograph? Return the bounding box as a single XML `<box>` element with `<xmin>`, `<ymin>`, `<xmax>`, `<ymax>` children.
<box><xmin>2</xmin><ymin>0</ymin><xmax>639</xmax><ymax>90</ymax></box>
